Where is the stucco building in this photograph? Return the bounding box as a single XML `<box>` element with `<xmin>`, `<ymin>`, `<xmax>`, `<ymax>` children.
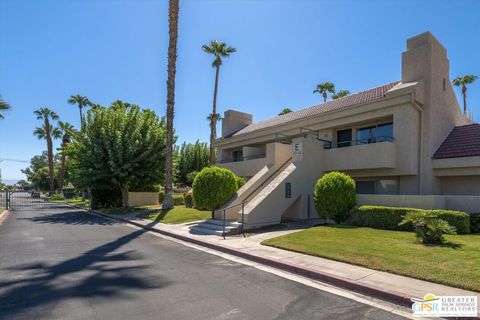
<box><xmin>213</xmin><ymin>32</ymin><xmax>480</xmax><ymax>229</ymax></box>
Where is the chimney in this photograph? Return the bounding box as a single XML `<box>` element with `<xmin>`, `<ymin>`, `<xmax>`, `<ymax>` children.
<box><xmin>221</xmin><ymin>109</ymin><xmax>252</xmax><ymax>137</ymax></box>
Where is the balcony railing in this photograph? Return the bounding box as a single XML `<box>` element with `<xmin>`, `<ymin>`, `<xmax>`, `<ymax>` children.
<box><xmin>218</xmin><ymin>153</ymin><xmax>267</xmax><ymax>164</ymax></box>
<box><xmin>324</xmin><ymin>136</ymin><xmax>394</xmax><ymax>149</ymax></box>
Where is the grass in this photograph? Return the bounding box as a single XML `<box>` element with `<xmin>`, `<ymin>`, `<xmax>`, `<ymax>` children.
<box><xmin>262</xmin><ymin>225</ymin><xmax>480</xmax><ymax>292</ymax></box>
<box><xmin>138</xmin><ymin>205</ymin><xmax>210</xmax><ymax>224</ymax></box>
<box><xmin>50</xmin><ymin>197</ymin><xmax>90</xmax><ymax>209</ymax></box>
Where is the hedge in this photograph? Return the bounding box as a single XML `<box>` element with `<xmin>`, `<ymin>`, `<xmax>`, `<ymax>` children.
<box><xmin>351</xmin><ymin>206</ymin><xmax>470</xmax><ymax>234</ymax></box>
<box><xmin>470</xmin><ymin>212</ymin><xmax>480</xmax><ymax>233</ymax></box>
<box><xmin>159</xmin><ymin>191</ymin><xmax>185</xmax><ymax>206</ymax></box>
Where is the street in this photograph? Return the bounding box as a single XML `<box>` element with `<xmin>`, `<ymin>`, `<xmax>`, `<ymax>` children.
<box><xmin>0</xmin><ymin>203</ymin><xmax>406</xmax><ymax>320</ymax></box>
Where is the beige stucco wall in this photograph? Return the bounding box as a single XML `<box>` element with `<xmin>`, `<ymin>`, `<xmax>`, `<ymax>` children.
<box><xmin>323</xmin><ymin>142</ymin><xmax>396</xmax><ymax>171</ymax></box>
<box><xmin>128</xmin><ymin>192</ymin><xmax>159</xmax><ymax>207</ymax></box>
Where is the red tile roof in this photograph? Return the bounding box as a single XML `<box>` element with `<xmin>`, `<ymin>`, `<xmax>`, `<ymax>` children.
<box><xmin>433</xmin><ymin>124</ymin><xmax>480</xmax><ymax>159</ymax></box>
<box><xmin>232</xmin><ymin>81</ymin><xmax>400</xmax><ymax>136</ymax></box>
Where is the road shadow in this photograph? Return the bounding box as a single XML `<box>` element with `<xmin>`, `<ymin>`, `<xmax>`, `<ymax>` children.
<box><xmin>0</xmin><ymin>214</ymin><xmax>169</xmax><ymax>318</ymax></box>
<box><xmin>20</xmin><ymin>211</ymin><xmax>118</xmax><ymax>226</ymax></box>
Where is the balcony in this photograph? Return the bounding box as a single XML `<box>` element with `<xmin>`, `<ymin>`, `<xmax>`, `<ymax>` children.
<box><xmin>322</xmin><ymin>138</ymin><xmax>396</xmax><ymax>171</ymax></box>
<box><xmin>218</xmin><ymin>154</ymin><xmax>267</xmax><ymax>177</ymax></box>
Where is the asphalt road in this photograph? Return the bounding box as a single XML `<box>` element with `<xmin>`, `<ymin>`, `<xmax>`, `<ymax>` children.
<box><xmin>0</xmin><ymin>200</ymin><xmax>406</xmax><ymax>320</ymax></box>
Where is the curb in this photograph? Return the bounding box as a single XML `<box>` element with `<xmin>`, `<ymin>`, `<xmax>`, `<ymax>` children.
<box><xmin>92</xmin><ymin>210</ymin><xmax>417</xmax><ymax>308</ymax></box>
<box><xmin>0</xmin><ymin>210</ymin><xmax>9</xmax><ymax>225</ymax></box>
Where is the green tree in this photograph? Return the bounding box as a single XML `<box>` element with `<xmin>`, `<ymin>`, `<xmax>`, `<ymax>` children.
<box><xmin>202</xmin><ymin>40</ymin><xmax>236</xmax><ymax>165</ymax></box>
<box><xmin>68</xmin><ymin>105</ymin><xmax>166</xmax><ymax>208</ymax></box>
<box><xmin>34</xmin><ymin>108</ymin><xmax>60</xmax><ymax>194</ymax></box>
<box><xmin>313</xmin><ymin>82</ymin><xmax>335</xmax><ymax>102</ymax></box>
<box><xmin>57</xmin><ymin>121</ymin><xmax>75</xmax><ymax>191</ymax></box>
<box><xmin>452</xmin><ymin>75</ymin><xmax>478</xmax><ymax>114</ymax></box>
<box><xmin>278</xmin><ymin>108</ymin><xmax>293</xmax><ymax>115</ymax></box>
<box><xmin>332</xmin><ymin>90</ymin><xmax>350</xmax><ymax>100</ymax></box>
<box><xmin>68</xmin><ymin>95</ymin><xmax>91</xmax><ymax>130</ymax></box>
<box><xmin>0</xmin><ymin>95</ymin><xmax>11</xmax><ymax>120</ymax></box>
<box><xmin>176</xmin><ymin>140</ymin><xmax>209</xmax><ymax>186</ymax></box>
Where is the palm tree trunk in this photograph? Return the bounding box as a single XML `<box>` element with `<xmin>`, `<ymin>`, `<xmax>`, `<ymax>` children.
<box><xmin>162</xmin><ymin>0</ymin><xmax>179</xmax><ymax>211</ymax></box>
<box><xmin>462</xmin><ymin>85</ymin><xmax>467</xmax><ymax>114</ymax></box>
<box><xmin>79</xmin><ymin>105</ymin><xmax>84</xmax><ymax>130</ymax></box>
<box><xmin>59</xmin><ymin>140</ymin><xmax>67</xmax><ymax>192</ymax></box>
<box><xmin>45</xmin><ymin>119</ymin><xmax>55</xmax><ymax>194</ymax></box>
<box><xmin>323</xmin><ymin>91</ymin><xmax>327</xmax><ymax>103</ymax></box>
<box><xmin>209</xmin><ymin>65</ymin><xmax>220</xmax><ymax>165</ymax></box>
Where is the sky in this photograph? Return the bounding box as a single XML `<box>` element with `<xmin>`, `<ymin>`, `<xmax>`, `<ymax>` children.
<box><xmin>0</xmin><ymin>0</ymin><xmax>479</xmax><ymax>182</ymax></box>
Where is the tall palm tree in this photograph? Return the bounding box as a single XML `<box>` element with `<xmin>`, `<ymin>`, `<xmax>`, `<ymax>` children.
<box><xmin>313</xmin><ymin>82</ymin><xmax>335</xmax><ymax>102</ymax></box>
<box><xmin>0</xmin><ymin>96</ymin><xmax>11</xmax><ymax>120</ymax></box>
<box><xmin>68</xmin><ymin>95</ymin><xmax>91</xmax><ymax>129</ymax></box>
<box><xmin>34</xmin><ymin>108</ymin><xmax>60</xmax><ymax>194</ymax></box>
<box><xmin>162</xmin><ymin>0</ymin><xmax>180</xmax><ymax>211</ymax></box>
<box><xmin>202</xmin><ymin>41</ymin><xmax>236</xmax><ymax>165</ymax></box>
<box><xmin>452</xmin><ymin>75</ymin><xmax>478</xmax><ymax>114</ymax></box>
<box><xmin>57</xmin><ymin>121</ymin><xmax>75</xmax><ymax>192</ymax></box>
<box><xmin>332</xmin><ymin>90</ymin><xmax>350</xmax><ymax>100</ymax></box>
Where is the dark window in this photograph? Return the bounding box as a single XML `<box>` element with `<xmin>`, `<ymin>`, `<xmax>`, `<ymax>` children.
<box><xmin>337</xmin><ymin>129</ymin><xmax>352</xmax><ymax>148</ymax></box>
<box><xmin>356</xmin><ymin>181</ymin><xmax>375</xmax><ymax>194</ymax></box>
<box><xmin>356</xmin><ymin>122</ymin><xmax>393</xmax><ymax>144</ymax></box>
<box><xmin>232</xmin><ymin>150</ymin><xmax>243</xmax><ymax>162</ymax></box>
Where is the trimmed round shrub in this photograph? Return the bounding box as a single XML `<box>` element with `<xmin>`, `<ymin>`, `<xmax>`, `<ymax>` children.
<box><xmin>313</xmin><ymin>172</ymin><xmax>356</xmax><ymax>223</ymax></box>
<box><xmin>235</xmin><ymin>175</ymin><xmax>246</xmax><ymax>189</ymax></box>
<box><xmin>192</xmin><ymin>167</ymin><xmax>238</xmax><ymax>212</ymax></box>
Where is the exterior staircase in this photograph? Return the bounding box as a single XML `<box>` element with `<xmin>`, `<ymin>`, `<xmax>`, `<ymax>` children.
<box><xmin>189</xmin><ymin>219</ymin><xmax>242</xmax><ymax>236</ymax></box>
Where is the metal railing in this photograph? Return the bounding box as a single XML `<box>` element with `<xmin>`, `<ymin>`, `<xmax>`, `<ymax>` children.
<box><xmin>324</xmin><ymin>136</ymin><xmax>394</xmax><ymax>149</ymax></box>
<box><xmin>213</xmin><ymin>200</ymin><xmax>249</xmax><ymax>239</ymax></box>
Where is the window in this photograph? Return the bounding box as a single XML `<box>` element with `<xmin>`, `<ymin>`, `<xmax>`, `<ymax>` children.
<box><xmin>356</xmin><ymin>181</ymin><xmax>375</xmax><ymax>194</ymax></box>
<box><xmin>337</xmin><ymin>129</ymin><xmax>352</xmax><ymax>148</ymax></box>
<box><xmin>356</xmin><ymin>122</ymin><xmax>393</xmax><ymax>144</ymax></box>
<box><xmin>232</xmin><ymin>150</ymin><xmax>243</xmax><ymax>162</ymax></box>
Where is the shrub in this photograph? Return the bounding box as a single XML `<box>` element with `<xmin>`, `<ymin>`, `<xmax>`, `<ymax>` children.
<box><xmin>192</xmin><ymin>167</ymin><xmax>238</xmax><ymax>213</ymax></box>
<box><xmin>399</xmin><ymin>211</ymin><xmax>456</xmax><ymax>244</ymax></box>
<box><xmin>184</xmin><ymin>192</ymin><xmax>193</xmax><ymax>208</ymax></box>
<box><xmin>131</xmin><ymin>184</ymin><xmax>161</xmax><ymax>192</ymax></box>
<box><xmin>351</xmin><ymin>206</ymin><xmax>470</xmax><ymax>234</ymax></box>
<box><xmin>313</xmin><ymin>172</ymin><xmax>356</xmax><ymax>223</ymax></box>
<box><xmin>173</xmin><ymin>193</ymin><xmax>185</xmax><ymax>205</ymax></box>
<box><xmin>235</xmin><ymin>175</ymin><xmax>246</xmax><ymax>189</ymax></box>
<box><xmin>186</xmin><ymin>171</ymin><xmax>198</xmax><ymax>186</ymax></box>
<box><xmin>50</xmin><ymin>193</ymin><xmax>64</xmax><ymax>200</ymax></box>
<box><xmin>470</xmin><ymin>212</ymin><xmax>480</xmax><ymax>233</ymax></box>
<box><xmin>158</xmin><ymin>191</ymin><xmax>165</xmax><ymax>203</ymax></box>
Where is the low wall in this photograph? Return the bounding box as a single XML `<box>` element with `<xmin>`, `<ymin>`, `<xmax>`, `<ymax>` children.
<box><xmin>128</xmin><ymin>192</ymin><xmax>159</xmax><ymax>207</ymax></box>
<box><xmin>357</xmin><ymin>194</ymin><xmax>480</xmax><ymax>213</ymax></box>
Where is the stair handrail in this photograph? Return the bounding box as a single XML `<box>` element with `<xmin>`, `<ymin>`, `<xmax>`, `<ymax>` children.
<box><xmin>213</xmin><ymin>200</ymin><xmax>249</xmax><ymax>239</ymax></box>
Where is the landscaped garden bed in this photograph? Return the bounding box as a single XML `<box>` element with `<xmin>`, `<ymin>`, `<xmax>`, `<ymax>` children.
<box><xmin>262</xmin><ymin>225</ymin><xmax>480</xmax><ymax>292</ymax></box>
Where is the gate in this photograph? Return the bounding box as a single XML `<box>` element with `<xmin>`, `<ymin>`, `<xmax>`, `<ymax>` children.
<box><xmin>3</xmin><ymin>190</ymin><xmax>66</xmax><ymax>211</ymax></box>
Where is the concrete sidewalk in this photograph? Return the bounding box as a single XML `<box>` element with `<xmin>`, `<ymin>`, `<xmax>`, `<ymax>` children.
<box><xmin>93</xmin><ymin>210</ymin><xmax>479</xmax><ymax>308</ymax></box>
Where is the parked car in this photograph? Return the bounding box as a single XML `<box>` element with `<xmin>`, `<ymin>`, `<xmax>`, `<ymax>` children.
<box><xmin>31</xmin><ymin>192</ymin><xmax>40</xmax><ymax>198</ymax></box>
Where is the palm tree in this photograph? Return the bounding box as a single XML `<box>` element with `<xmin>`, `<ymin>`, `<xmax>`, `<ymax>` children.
<box><xmin>68</xmin><ymin>95</ymin><xmax>91</xmax><ymax>129</ymax></box>
<box><xmin>202</xmin><ymin>41</ymin><xmax>236</xmax><ymax>165</ymax></box>
<box><xmin>332</xmin><ymin>90</ymin><xmax>350</xmax><ymax>100</ymax></box>
<box><xmin>0</xmin><ymin>96</ymin><xmax>11</xmax><ymax>120</ymax></box>
<box><xmin>34</xmin><ymin>108</ymin><xmax>60</xmax><ymax>194</ymax></box>
<box><xmin>313</xmin><ymin>82</ymin><xmax>335</xmax><ymax>102</ymax></box>
<box><xmin>162</xmin><ymin>0</ymin><xmax>180</xmax><ymax>211</ymax></box>
<box><xmin>278</xmin><ymin>108</ymin><xmax>293</xmax><ymax>115</ymax></box>
<box><xmin>57</xmin><ymin>121</ymin><xmax>75</xmax><ymax>192</ymax></box>
<box><xmin>452</xmin><ymin>75</ymin><xmax>478</xmax><ymax>114</ymax></box>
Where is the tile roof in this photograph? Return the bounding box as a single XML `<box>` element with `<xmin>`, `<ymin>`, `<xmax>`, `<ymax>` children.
<box><xmin>232</xmin><ymin>81</ymin><xmax>401</xmax><ymax>136</ymax></box>
<box><xmin>433</xmin><ymin>124</ymin><xmax>480</xmax><ymax>159</ymax></box>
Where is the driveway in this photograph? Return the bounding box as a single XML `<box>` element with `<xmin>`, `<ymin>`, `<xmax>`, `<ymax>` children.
<box><xmin>0</xmin><ymin>204</ymin><xmax>406</xmax><ymax>319</ymax></box>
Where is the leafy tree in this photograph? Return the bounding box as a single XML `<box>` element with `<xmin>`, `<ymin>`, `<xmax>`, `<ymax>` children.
<box><xmin>68</xmin><ymin>105</ymin><xmax>166</xmax><ymax>208</ymax></box>
<box><xmin>22</xmin><ymin>152</ymin><xmax>61</xmax><ymax>191</ymax></box>
<box><xmin>0</xmin><ymin>95</ymin><xmax>11</xmax><ymax>120</ymax></box>
<box><xmin>202</xmin><ymin>40</ymin><xmax>236</xmax><ymax>165</ymax></box>
<box><xmin>313</xmin><ymin>171</ymin><xmax>356</xmax><ymax>223</ymax></box>
<box><xmin>163</xmin><ymin>0</ymin><xmax>180</xmax><ymax>210</ymax></box>
<box><xmin>452</xmin><ymin>75</ymin><xmax>478</xmax><ymax>114</ymax></box>
<box><xmin>68</xmin><ymin>95</ymin><xmax>91</xmax><ymax>130</ymax></box>
<box><xmin>175</xmin><ymin>140</ymin><xmax>209</xmax><ymax>186</ymax></box>
<box><xmin>313</xmin><ymin>82</ymin><xmax>335</xmax><ymax>102</ymax></box>
<box><xmin>192</xmin><ymin>167</ymin><xmax>238</xmax><ymax>218</ymax></box>
<box><xmin>399</xmin><ymin>211</ymin><xmax>456</xmax><ymax>244</ymax></box>
<box><xmin>332</xmin><ymin>90</ymin><xmax>350</xmax><ymax>100</ymax></box>
<box><xmin>34</xmin><ymin>108</ymin><xmax>60</xmax><ymax>194</ymax></box>
<box><xmin>278</xmin><ymin>108</ymin><xmax>293</xmax><ymax>115</ymax></box>
<box><xmin>57</xmin><ymin>121</ymin><xmax>76</xmax><ymax>191</ymax></box>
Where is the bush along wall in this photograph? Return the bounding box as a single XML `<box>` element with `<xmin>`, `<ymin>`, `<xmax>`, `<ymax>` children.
<box><xmin>470</xmin><ymin>212</ymin><xmax>480</xmax><ymax>233</ymax></box>
<box><xmin>351</xmin><ymin>206</ymin><xmax>471</xmax><ymax>234</ymax></box>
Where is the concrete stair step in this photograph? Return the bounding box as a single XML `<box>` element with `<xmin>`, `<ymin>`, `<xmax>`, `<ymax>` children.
<box><xmin>202</xmin><ymin>219</ymin><xmax>241</xmax><ymax>227</ymax></box>
<box><xmin>189</xmin><ymin>219</ymin><xmax>243</xmax><ymax>236</ymax></box>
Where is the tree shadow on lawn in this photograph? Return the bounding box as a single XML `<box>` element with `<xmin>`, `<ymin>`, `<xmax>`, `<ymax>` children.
<box><xmin>0</xmin><ymin>223</ymin><xmax>170</xmax><ymax>319</ymax></box>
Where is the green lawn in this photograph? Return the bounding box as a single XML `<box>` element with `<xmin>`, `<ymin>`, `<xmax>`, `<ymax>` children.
<box><xmin>262</xmin><ymin>225</ymin><xmax>480</xmax><ymax>292</ymax></box>
<box><xmin>139</xmin><ymin>205</ymin><xmax>210</xmax><ymax>224</ymax></box>
<box><xmin>50</xmin><ymin>198</ymin><xmax>90</xmax><ymax>209</ymax></box>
